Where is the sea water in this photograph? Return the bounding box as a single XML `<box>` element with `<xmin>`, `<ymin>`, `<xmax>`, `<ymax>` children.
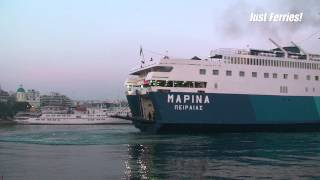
<box><xmin>0</xmin><ymin>124</ymin><xmax>320</xmax><ymax>179</ymax></box>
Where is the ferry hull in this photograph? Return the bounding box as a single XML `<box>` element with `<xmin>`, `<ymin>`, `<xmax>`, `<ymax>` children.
<box><xmin>127</xmin><ymin>92</ymin><xmax>320</xmax><ymax>133</ymax></box>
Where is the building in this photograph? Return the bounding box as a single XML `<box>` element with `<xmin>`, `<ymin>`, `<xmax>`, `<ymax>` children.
<box><xmin>16</xmin><ymin>85</ymin><xmax>27</xmax><ymax>102</ymax></box>
<box><xmin>26</xmin><ymin>89</ymin><xmax>41</xmax><ymax>108</ymax></box>
<box><xmin>15</xmin><ymin>85</ymin><xmax>41</xmax><ymax>108</ymax></box>
<box><xmin>40</xmin><ymin>92</ymin><xmax>73</xmax><ymax>107</ymax></box>
<box><xmin>0</xmin><ymin>88</ymin><xmax>9</xmax><ymax>103</ymax></box>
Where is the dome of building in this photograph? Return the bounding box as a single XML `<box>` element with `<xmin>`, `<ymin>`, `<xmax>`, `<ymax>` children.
<box><xmin>17</xmin><ymin>85</ymin><xmax>25</xmax><ymax>93</ymax></box>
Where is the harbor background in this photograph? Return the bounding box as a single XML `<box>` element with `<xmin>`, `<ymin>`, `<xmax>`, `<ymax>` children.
<box><xmin>1</xmin><ymin>125</ymin><xmax>320</xmax><ymax>179</ymax></box>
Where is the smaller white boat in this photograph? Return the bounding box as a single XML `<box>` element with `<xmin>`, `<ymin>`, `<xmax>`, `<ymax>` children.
<box><xmin>14</xmin><ymin>107</ymin><xmax>131</xmax><ymax>125</ymax></box>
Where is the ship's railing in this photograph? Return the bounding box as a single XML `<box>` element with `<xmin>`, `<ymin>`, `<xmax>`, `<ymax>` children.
<box><xmin>130</xmin><ymin>57</ymin><xmax>160</xmax><ymax>73</ymax></box>
<box><xmin>310</xmin><ymin>54</ymin><xmax>320</xmax><ymax>61</ymax></box>
<box><xmin>211</xmin><ymin>48</ymin><xmax>249</xmax><ymax>57</ymax></box>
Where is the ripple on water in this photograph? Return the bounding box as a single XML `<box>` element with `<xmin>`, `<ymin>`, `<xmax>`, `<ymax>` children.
<box><xmin>0</xmin><ymin>125</ymin><xmax>140</xmax><ymax>145</ymax></box>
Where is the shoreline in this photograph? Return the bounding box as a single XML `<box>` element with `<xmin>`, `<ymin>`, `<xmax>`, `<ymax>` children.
<box><xmin>0</xmin><ymin>119</ymin><xmax>16</xmax><ymax>125</ymax></box>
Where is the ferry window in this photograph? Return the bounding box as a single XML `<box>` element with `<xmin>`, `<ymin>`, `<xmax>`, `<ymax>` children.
<box><xmin>212</xmin><ymin>70</ymin><xmax>219</xmax><ymax>75</ymax></box>
<box><xmin>174</xmin><ymin>81</ymin><xmax>184</xmax><ymax>87</ymax></box>
<box><xmin>294</xmin><ymin>74</ymin><xmax>299</xmax><ymax>80</ymax></box>
<box><xmin>264</xmin><ymin>73</ymin><xmax>269</xmax><ymax>78</ymax></box>
<box><xmin>315</xmin><ymin>76</ymin><xmax>319</xmax><ymax>81</ymax></box>
<box><xmin>195</xmin><ymin>82</ymin><xmax>207</xmax><ymax>88</ymax></box>
<box><xmin>280</xmin><ymin>86</ymin><xmax>288</xmax><ymax>93</ymax></box>
<box><xmin>273</xmin><ymin>73</ymin><xmax>277</xmax><ymax>79</ymax></box>
<box><xmin>283</xmin><ymin>74</ymin><xmax>288</xmax><ymax>79</ymax></box>
<box><xmin>152</xmin><ymin>66</ymin><xmax>173</xmax><ymax>72</ymax></box>
<box><xmin>156</xmin><ymin>80</ymin><xmax>166</xmax><ymax>87</ymax></box>
<box><xmin>239</xmin><ymin>71</ymin><xmax>245</xmax><ymax>77</ymax></box>
<box><xmin>226</xmin><ymin>70</ymin><xmax>232</xmax><ymax>76</ymax></box>
<box><xmin>252</xmin><ymin>72</ymin><xmax>257</xmax><ymax>78</ymax></box>
<box><xmin>307</xmin><ymin>75</ymin><xmax>311</xmax><ymax>80</ymax></box>
<box><xmin>199</xmin><ymin>69</ymin><xmax>206</xmax><ymax>75</ymax></box>
<box><xmin>183</xmin><ymin>81</ymin><xmax>194</xmax><ymax>88</ymax></box>
<box><xmin>165</xmin><ymin>81</ymin><xmax>173</xmax><ymax>87</ymax></box>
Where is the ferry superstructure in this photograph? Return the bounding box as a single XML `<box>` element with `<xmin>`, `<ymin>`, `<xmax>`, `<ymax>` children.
<box><xmin>125</xmin><ymin>39</ymin><xmax>320</xmax><ymax>133</ymax></box>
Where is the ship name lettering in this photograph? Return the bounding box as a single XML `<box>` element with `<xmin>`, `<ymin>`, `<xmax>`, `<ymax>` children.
<box><xmin>174</xmin><ymin>105</ymin><xmax>203</xmax><ymax>111</ymax></box>
<box><xmin>167</xmin><ymin>94</ymin><xmax>210</xmax><ymax>104</ymax></box>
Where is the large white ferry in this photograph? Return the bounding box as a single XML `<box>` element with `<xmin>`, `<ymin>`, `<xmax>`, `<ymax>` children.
<box><xmin>14</xmin><ymin>107</ymin><xmax>131</xmax><ymax>125</ymax></box>
<box><xmin>125</xmin><ymin>39</ymin><xmax>320</xmax><ymax>133</ymax></box>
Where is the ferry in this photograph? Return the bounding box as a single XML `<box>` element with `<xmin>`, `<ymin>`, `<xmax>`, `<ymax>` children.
<box><xmin>14</xmin><ymin>107</ymin><xmax>131</xmax><ymax>125</ymax></box>
<box><xmin>125</xmin><ymin>39</ymin><xmax>320</xmax><ymax>133</ymax></box>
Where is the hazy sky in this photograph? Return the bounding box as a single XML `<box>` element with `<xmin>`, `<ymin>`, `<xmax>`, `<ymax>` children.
<box><xmin>0</xmin><ymin>0</ymin><xmax>319</xmax><ymax>100</ymax></box>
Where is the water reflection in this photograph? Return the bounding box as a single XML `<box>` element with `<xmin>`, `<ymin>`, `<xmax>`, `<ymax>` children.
<box><xmin>124</xmin><ymin>133</ymin><xmax>320</xmax><ymax>179</ymax></box>
<box><xmin>1</xmin><ymin>126</ymin><xmax>320</xmax><ymax>179</ymax></box>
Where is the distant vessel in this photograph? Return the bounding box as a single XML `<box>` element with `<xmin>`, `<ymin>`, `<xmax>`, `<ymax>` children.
<box><xmin>14</xmin><ymin>106</ymin><xmax>131</xmax><ymax>125</ymax></box>
<box><xmin>125</xmin><ymin>39</ymin><xmax>320</xmax><ymax>133</ymax></box>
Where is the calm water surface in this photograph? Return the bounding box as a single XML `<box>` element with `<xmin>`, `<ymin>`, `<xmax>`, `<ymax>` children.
<box><xmin>0</xmin><ymin>125</ymin><xmax>320</xmax><ymax>179</ymax></box>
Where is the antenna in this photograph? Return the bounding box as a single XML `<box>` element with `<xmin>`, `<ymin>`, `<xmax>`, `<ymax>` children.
<box><xmin>139</xmin><ymin>45</ymin><xmax>144</xmax><ymax>61</ymax></box>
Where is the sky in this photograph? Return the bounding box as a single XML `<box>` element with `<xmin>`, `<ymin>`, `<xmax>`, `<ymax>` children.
<box><xmin>0</xmin><ymin>0</ymin><xmax>319</xmax><ymax>100</ymax></box>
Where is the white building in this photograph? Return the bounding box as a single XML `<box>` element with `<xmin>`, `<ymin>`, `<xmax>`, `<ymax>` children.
<box><xmin>16</xmin><ymin>85</ymin><xmax>41</xmax><ymax>108</ymax></box>
<box><xmin>16</xmin><ymin>85</ymin><xmax>27</xmax><ymax>102</ymax></box>
<box><xmin>26</xmin><ymin>89</ymin><xmax>41</xmax><ymax>108</ymax></box>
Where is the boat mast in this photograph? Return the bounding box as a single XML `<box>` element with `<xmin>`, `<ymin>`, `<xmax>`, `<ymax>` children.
<box><xmin>269</xmin><ymin>38</ymin><xmax>288</xmax><ymax>58</ymax></box>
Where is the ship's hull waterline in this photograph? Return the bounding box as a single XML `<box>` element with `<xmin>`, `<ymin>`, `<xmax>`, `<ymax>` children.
<box><xmin>127</xmin><ymin>92</ymin><xmax>320</xmax><ymax>133</ymax></box>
